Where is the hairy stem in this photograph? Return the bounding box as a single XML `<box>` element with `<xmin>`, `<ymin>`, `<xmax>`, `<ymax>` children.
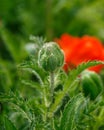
<box><xmin>50</xmin><ymin>71</ymin><xmax>54</xmax><ymax>105</ymax></box>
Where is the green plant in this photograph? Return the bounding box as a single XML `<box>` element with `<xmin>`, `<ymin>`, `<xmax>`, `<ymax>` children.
<box><xmin>0</xmin><ymin>38</ymin><xmax>104</xmax><ymax>130</ymax></box>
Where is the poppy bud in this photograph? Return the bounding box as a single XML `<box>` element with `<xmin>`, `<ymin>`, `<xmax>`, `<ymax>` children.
<box><xmin>38</xmin><ymin>42</ymin><xmax>64</xmax><ymax>72</ymax></box>
<box><xmin>81</xmin><ymin>70</ymin><xmax>103</xmax><ymax>100</ymax></box>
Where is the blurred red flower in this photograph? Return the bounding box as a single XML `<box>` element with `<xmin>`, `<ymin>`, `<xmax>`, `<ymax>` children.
<box><xmin>55</xmin><ymin>34</ymin><xmax>104</xmax><ymax>72</ymax></box>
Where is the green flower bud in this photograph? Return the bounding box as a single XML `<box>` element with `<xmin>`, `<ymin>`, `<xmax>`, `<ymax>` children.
<box><xmin>38</xmin><ymin>42</ymin><xmax>64</xmax><ymax>72</ymax></box>
<box><xmin>81</xmin><ymin>70</ymin><xmax>103</xmax><ymax>100</ymax></box>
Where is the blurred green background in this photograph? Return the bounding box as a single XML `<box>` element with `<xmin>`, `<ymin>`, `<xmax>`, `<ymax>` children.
<box><xmin>0</xmin><ymin>0</ymin><xmax>104</xmax><ymax>93</ymax></box>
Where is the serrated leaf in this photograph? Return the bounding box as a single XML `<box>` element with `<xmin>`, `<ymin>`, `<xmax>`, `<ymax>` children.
<box><xmin>21</xmin><ymin>79</ymin><xmax>42</xmax><ymax>91</ymax></box>
<box><xmin>20</xmin><ymin>68</ymin><xmax>44</xmax><ymax>85</ymax></box>
<box><xmin>0</xmin><ymin>92</ymin><xmax>32</xmax><ymax>123</ymax></box>
<box><xmin>68</xmin><ymin>61</ymin><xmax>104</xmax><ymax>81</ymax></box>
<box><xmin>59</xmin><ymin>94</ymin><xmax>84</xmax><ymax>130</ymax></box>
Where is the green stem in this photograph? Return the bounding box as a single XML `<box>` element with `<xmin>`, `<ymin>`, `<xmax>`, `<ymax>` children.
<box><xmin>50</xmin><ymin>71</ymin><xmax>54</xmax><ymax>105</ymax></box>
<box><xmin>43</xmin><ymin>72</ymin><xmax>55</xmax><ymax>130</ymax></box>
<box><xmin>43</xmin><ymin>72</ymin><xmax>55</xmax><ymax>123</ymax></box>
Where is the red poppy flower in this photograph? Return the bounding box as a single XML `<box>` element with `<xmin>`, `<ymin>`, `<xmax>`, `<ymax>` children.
<box><xmin>55</xmin><ymin>34</ymin><xmax>104</xmax><ymax>72</ymax></box>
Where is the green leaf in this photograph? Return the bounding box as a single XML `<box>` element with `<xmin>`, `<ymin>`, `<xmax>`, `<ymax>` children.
<box><xmin>68</xmin><ymin>61</ymin><xmax>104</xmax><ymax>80</ymax></box>
<box><xmin>59</xmin><ymin>94</ymin><xmax>84</xmax><ymax>130</ymax></box>
<box><xmin>4</xmin><ymin>116</ymin><xmax>17</xmax><ymax>130</ymax></box>
<box><xmin>20</xmin><ymin>68</ymin><xmax>44</xmax><ymax>85</ymax></box>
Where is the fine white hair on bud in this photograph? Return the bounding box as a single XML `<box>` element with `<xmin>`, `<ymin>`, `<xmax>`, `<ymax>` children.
<box><xmin>38</xmin><ymin>42</ymin><xmax>64</xmax><ymax>72</ymax></box>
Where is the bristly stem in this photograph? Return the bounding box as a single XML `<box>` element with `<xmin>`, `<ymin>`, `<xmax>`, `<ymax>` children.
<box><xmin>50</xmin><ymin>71</ymin><xmax>54</xmax><ymax>106</ymax></box>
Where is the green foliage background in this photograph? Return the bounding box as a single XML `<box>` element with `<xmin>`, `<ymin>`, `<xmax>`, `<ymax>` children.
<box><xmin>0</xmin><ymin>0</ymin><xmax>104</xmax><ymax>39</ymax></box>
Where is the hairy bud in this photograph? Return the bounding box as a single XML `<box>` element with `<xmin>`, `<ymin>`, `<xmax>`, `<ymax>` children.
<box><xmin>38</xmin><ymin>42</ymin><xmax>64</xmax><ymax>72</ymax></box>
